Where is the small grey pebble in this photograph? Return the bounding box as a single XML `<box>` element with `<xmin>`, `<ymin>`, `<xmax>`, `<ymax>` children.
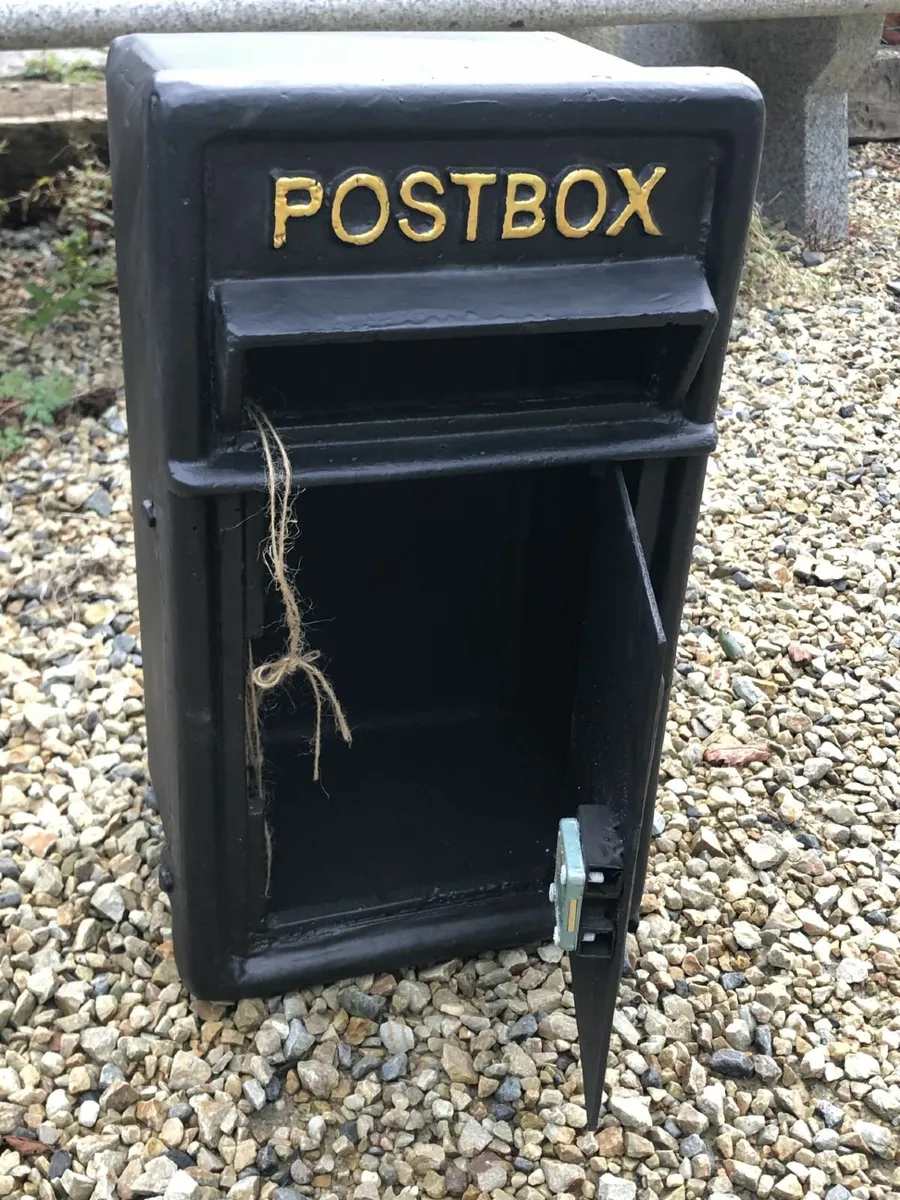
<box><xmin>351</xmin><ymin>1054</ymin><xmax>383</xmax><ymax>1080</ymax></box>
<box><xmin>49</xmin><ymin>1150</ymin><xmax>71</xmax><ymax>1180</ymax></box>
<box><xmin>99</xmin><ymin>1064</ymin><xmax>125</xmax><ymax>1087</ymax></box>
<box><xmin>802</xmin><ymin>250</ymin><xmax>826</xmax><ymax>267</ymax></box>
<box><xmin>508</xmin><ymin>1013</ymin><xmax>538</xmax><ymax>1041</ymax></box>
<box><xmin>664</xmin><ymin>1119</ymin><xmax>683</xmax><ymax>1139</ymax></box>
<box><xmin>838</xmin><ymin>403</ymin><xmax>856</xmax><ymax>418</ymax></box>
<box><xmin>867</xmin><ymin>910</ymin><xmax>888</xmax><ymax>925</ymax></box>
<box><xmin>446</xmin><ymin>1164</ymin><xmax>468</xmax><ymax>1197</ymax></box>
<box><xmin>166</xmin><ymin>1150</ymin><xmax>195</xmax><ymax>1169</ymax></box>
<box><xmin>753</xmin><ymin>1055</ymin><xmax>781</xmax><ymax>1083</ymax></box>
<box><xmin>108</xmin><ymin>649</ymin><xmax>129</xmax><ymax>669</ymax></box>
<box><xmin>272</xmin><ymin>1190</ymin><xmax>302</xmax><ymax>1200</ymax></box>
<box><xmin>84</xmin><ymin>486</ymin><xmax>113</xmax><ymax>517</ymax></box>
<box><xmin>495</xmin><ymin>1075</ymin><xmax>522</xmax><ymax>1103</ymax></box>
<box><xmin>680</xmin><ymin>1135</ymin><xmax>706</xmax><ymax>1158</ymax></box>
<box><xmin>256</xmin><ymin>1145</ymin><xmax>279</xmax><ymax>1175</ymax></box>
<box><xmin>264</xmin><ymin>1075</ymin><xmax>282</xmax><ymax>1103</ymax></box>
<box><xmin>340</xmin><ymin>1120</ymin><xmax>358</xmax><ymax>1141</ymax></box>
<box><xmin>641</xmin><ymin>1068</ymin><xmax>663</xmax><ymax>1090</ymax></box>
<box><xmin>337</xmin><ymin>1042</ymin><xmax>353</xmax><ymax>1069</ymax></box>
<box><xmin>92</xmin><ymin>976</ymin><xmax>111</xmax><ymax>998</ymax></box>
<box><xmin>754</xmin><ymin>1025</ymin><xmax>773</xmax><ymax>1056</ymax></box>
<box><xmin>112</xmin><ymin>632</ymin><xmax>137</xmax><ymax>653</ymax></box>
<box><xmin>514</xmin><ymin>1158</ymin><xmax>534</xmax><ymax>1172</ymax></box>
<box><xmin>818</xmin><ymin>1100</ymin><xmax>845</xmax><ymax>1129</ymax></box>
<box><xmin>709</xmin><ymin>1049</ymin><xmax>754</xmax><ymax>1079</ymax></box>
<box><xmin>283</xmin><ymin>1019</ymin><xmax>315</xmax><ymax>1061</ymax></box>
<box><xmin>111</xmin><ymin>613</ymin><xmax>132</xmax><ymax>633</ymax></box>
<box><xmin>813</xmin><ymin>1129</ymin><xmax>839</xmax><ymax>1151</ymax></box>
<box><xmin>0</xmin><ymin>891</ymin><xmax>22</xmax><ymax>908</ymax></box>
<box><xmin>380</xmin><ymin>1052</ymin><xmax>408</xmax><ymax>1082</ymax></box>
<box><xmin>825</xmin><ymin>1189</ymin><xmax>851</xmax><ymax>1200</ymax></box>
<box><xmin>168</xmin><ymin>1102</ymin><xmax>193</xmax><ymax>1122</ymax></box>
<box><xmin>0</xmin><ymin>857</ymin><xmax>20</xmax><ymax>880</ymax></box>
<box><xmin>290</xmin><ymin>1159</ymin><xmax>313</xmax><ymax>1186</ymax></box>
<box><xmin>109</xmin><ymin>763</ymin><xmax>138</xmax><ymax>781</ymax></box>
<box><xmin>489</xmin><ymin>1102</ymin><xmax>516</xmax><ymax>1121</ymax></box>
<box><xmin>338</xmin><ymin>984</ymin><xmax>386</xmax><ymax>1021</ymax></box>
<box><xmin>720</xmin><ymin>972</ymin><xmax>747</xmax><ymax>991</ymax></box>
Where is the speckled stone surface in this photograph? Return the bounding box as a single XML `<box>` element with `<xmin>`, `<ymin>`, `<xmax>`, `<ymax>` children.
<box><xmin>0</xmin><ymin>0</ymin><xmax>885</xmax><ymax>52</ymax></box>
<box><xmin>598</xmin><ymin>14</ymin><xmax>885</xmax><ymax>242</ymax></box>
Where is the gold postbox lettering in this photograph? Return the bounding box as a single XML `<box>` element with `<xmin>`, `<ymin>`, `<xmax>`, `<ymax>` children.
<box><xmin>501</xmin><ymin>172</ymin><xmax>547</xmax><ymax>240</ymax></box>
<box><xmin>273</xmin><ymin>175</ymin><xmax>324</xmax><ymax>248</ymax></box>
<box><xmin>606</xmin><ymin>166</ymin><xmax>667</xmax><ymax>236</ymax></box>
<box><xmin>270</xmin><ymin>163</ymin><xmax>668</xmax><ymax>246</ymax></box>
<box><xmin>555</xmin><ymin>168</ymin><xmax>608</xmax><ymax>239</ymax></box>
<box><xmin>331</xmin><ymin>172</ymin><xmax>390</xmax><ymax>245</ymax></box>
<box><xmin>398</xmin><ymin>170</ymin><xmax>447</xmax><ymax>242</ymax></box>
<box><xmin>449</xmin><ymin>171</ymin><xmax>498</xmax><ymax>241</ymax></box>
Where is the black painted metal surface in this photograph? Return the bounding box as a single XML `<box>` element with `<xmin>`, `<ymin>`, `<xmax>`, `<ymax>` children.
<box><xmin>107</xmin><ymin>30</ymin><xmax>763</xmax><ymax>1125</ymax></box>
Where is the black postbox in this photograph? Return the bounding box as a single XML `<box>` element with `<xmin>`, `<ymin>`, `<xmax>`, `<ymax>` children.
<box><xmin>107</xmin><ymin>31</ymin><xmax>763</xmax><ymax>1123</ymax></box>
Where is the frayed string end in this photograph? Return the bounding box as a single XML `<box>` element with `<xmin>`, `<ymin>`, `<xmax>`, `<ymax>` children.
<box><xmin>243</xmin><ymin>406</ymin><xmax>352</xmax><ymax>886</ymax></box>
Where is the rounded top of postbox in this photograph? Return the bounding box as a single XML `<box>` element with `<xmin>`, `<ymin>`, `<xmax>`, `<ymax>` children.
<box><xmin>109</xmin><ymin>31</ymin><xmax>644</xmax><ymax>90</ymax></box>
<box><xmin>107</xmin><ymin>30</ymin><xmax>660</xmax><ymax>98</ymax></box>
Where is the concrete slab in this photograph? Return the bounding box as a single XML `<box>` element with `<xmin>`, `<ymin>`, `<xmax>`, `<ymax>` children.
<box><xmin>849</xmin><ymin>47</ymin><xmax>900</xmax><ymax>141</ymax></box>
<box><xmin>0</xmin><ymin>79</ymin><xmax>107</xmax><ymax>200</ymax></box>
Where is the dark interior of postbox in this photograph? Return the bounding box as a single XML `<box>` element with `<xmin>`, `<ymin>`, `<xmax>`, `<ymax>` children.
<box><xmin>243</xmin><ymin>323</ymin><xmax>701</xmax><ymax>425</ymax></box>
<box><xmin>248</xmin><ymin>462</ymin><xmax>656</xmax><ymax>928</ymax></box>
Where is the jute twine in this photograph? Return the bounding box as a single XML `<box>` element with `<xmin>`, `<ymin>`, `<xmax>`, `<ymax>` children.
<box><xmin>245</xmin><ymin>408</ymin><xmax>352</xmax><ymax>829</ymax></box>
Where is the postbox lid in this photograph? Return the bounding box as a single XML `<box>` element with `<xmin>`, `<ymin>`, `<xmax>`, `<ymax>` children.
<box><xmin>116</xmin><ymin>30</ymin><xmax>642</xmax><ymax>89</ymax></box>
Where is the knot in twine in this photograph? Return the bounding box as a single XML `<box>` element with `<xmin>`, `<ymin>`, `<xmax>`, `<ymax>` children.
<box><xmin>246</xmin><ymin>407</ymin><xmax>351</xmax><ymax>782</ymax></box>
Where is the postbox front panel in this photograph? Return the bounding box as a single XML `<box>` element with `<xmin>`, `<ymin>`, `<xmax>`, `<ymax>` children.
<box><xmin>205</xmin><ymin>134</ymin><xmax>721</xmax><ymax>438</ymax></box>
<box><xmin>205</xmin><ymin>135</ymin><xmax>718</xmax><ymax>276</ymax></box>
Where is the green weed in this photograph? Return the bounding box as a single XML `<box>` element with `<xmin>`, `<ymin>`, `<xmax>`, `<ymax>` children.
<box><xmin>22</xmin><ymin>54</ymin><xmax>104</xmax><ymax>84</ymax></box>
<box><xmin>19</xmin><ymin>229</ymin><xmax>115</xmax><ymax>336</ymax></box>
<box><xmin>0</xmin><ymin>369</ymin><xmax>74</xmax><ymax>459</ymax></box>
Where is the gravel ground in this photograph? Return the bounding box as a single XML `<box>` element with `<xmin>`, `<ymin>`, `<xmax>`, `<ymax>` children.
<box><xmin>1</xmin><ymin>142</ymin><xmax>900</xmax><ymax>1200</ymax></box>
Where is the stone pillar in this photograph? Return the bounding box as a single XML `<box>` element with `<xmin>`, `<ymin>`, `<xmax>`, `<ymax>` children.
<box><xmin>575</xmin><ymin>16</ymin><xmax>884</xmax><ymax>244</ymax></box>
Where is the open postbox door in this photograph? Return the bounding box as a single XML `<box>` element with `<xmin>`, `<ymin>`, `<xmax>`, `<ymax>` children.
<box><xmin>107</xmin><ymin>30</ymin><xmax>763</xmax><ymax>1126</ymax></box>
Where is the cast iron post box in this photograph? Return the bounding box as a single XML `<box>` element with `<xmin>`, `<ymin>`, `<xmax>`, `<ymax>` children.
<box><xmin>107</xmin><ymin>31</ymin><xmax>763</xmax><ymax>1123</ymax></box>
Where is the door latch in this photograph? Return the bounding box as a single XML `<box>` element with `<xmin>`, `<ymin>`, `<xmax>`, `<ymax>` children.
<box><xmin>549</xmin><ymin>817</ymin><xmax>586</xmax><ymax>951</ymax></box>
<box><xmin>550</xmin><ymin>807</ymin><xmax>623</xmax><ymax>957</ymax></box>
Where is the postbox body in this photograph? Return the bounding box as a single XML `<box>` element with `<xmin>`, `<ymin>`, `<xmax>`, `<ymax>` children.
<box><xmin>108</xmin><ymin>31</ymin><xmax>762</xmax><ymax>1118</ymax></box>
